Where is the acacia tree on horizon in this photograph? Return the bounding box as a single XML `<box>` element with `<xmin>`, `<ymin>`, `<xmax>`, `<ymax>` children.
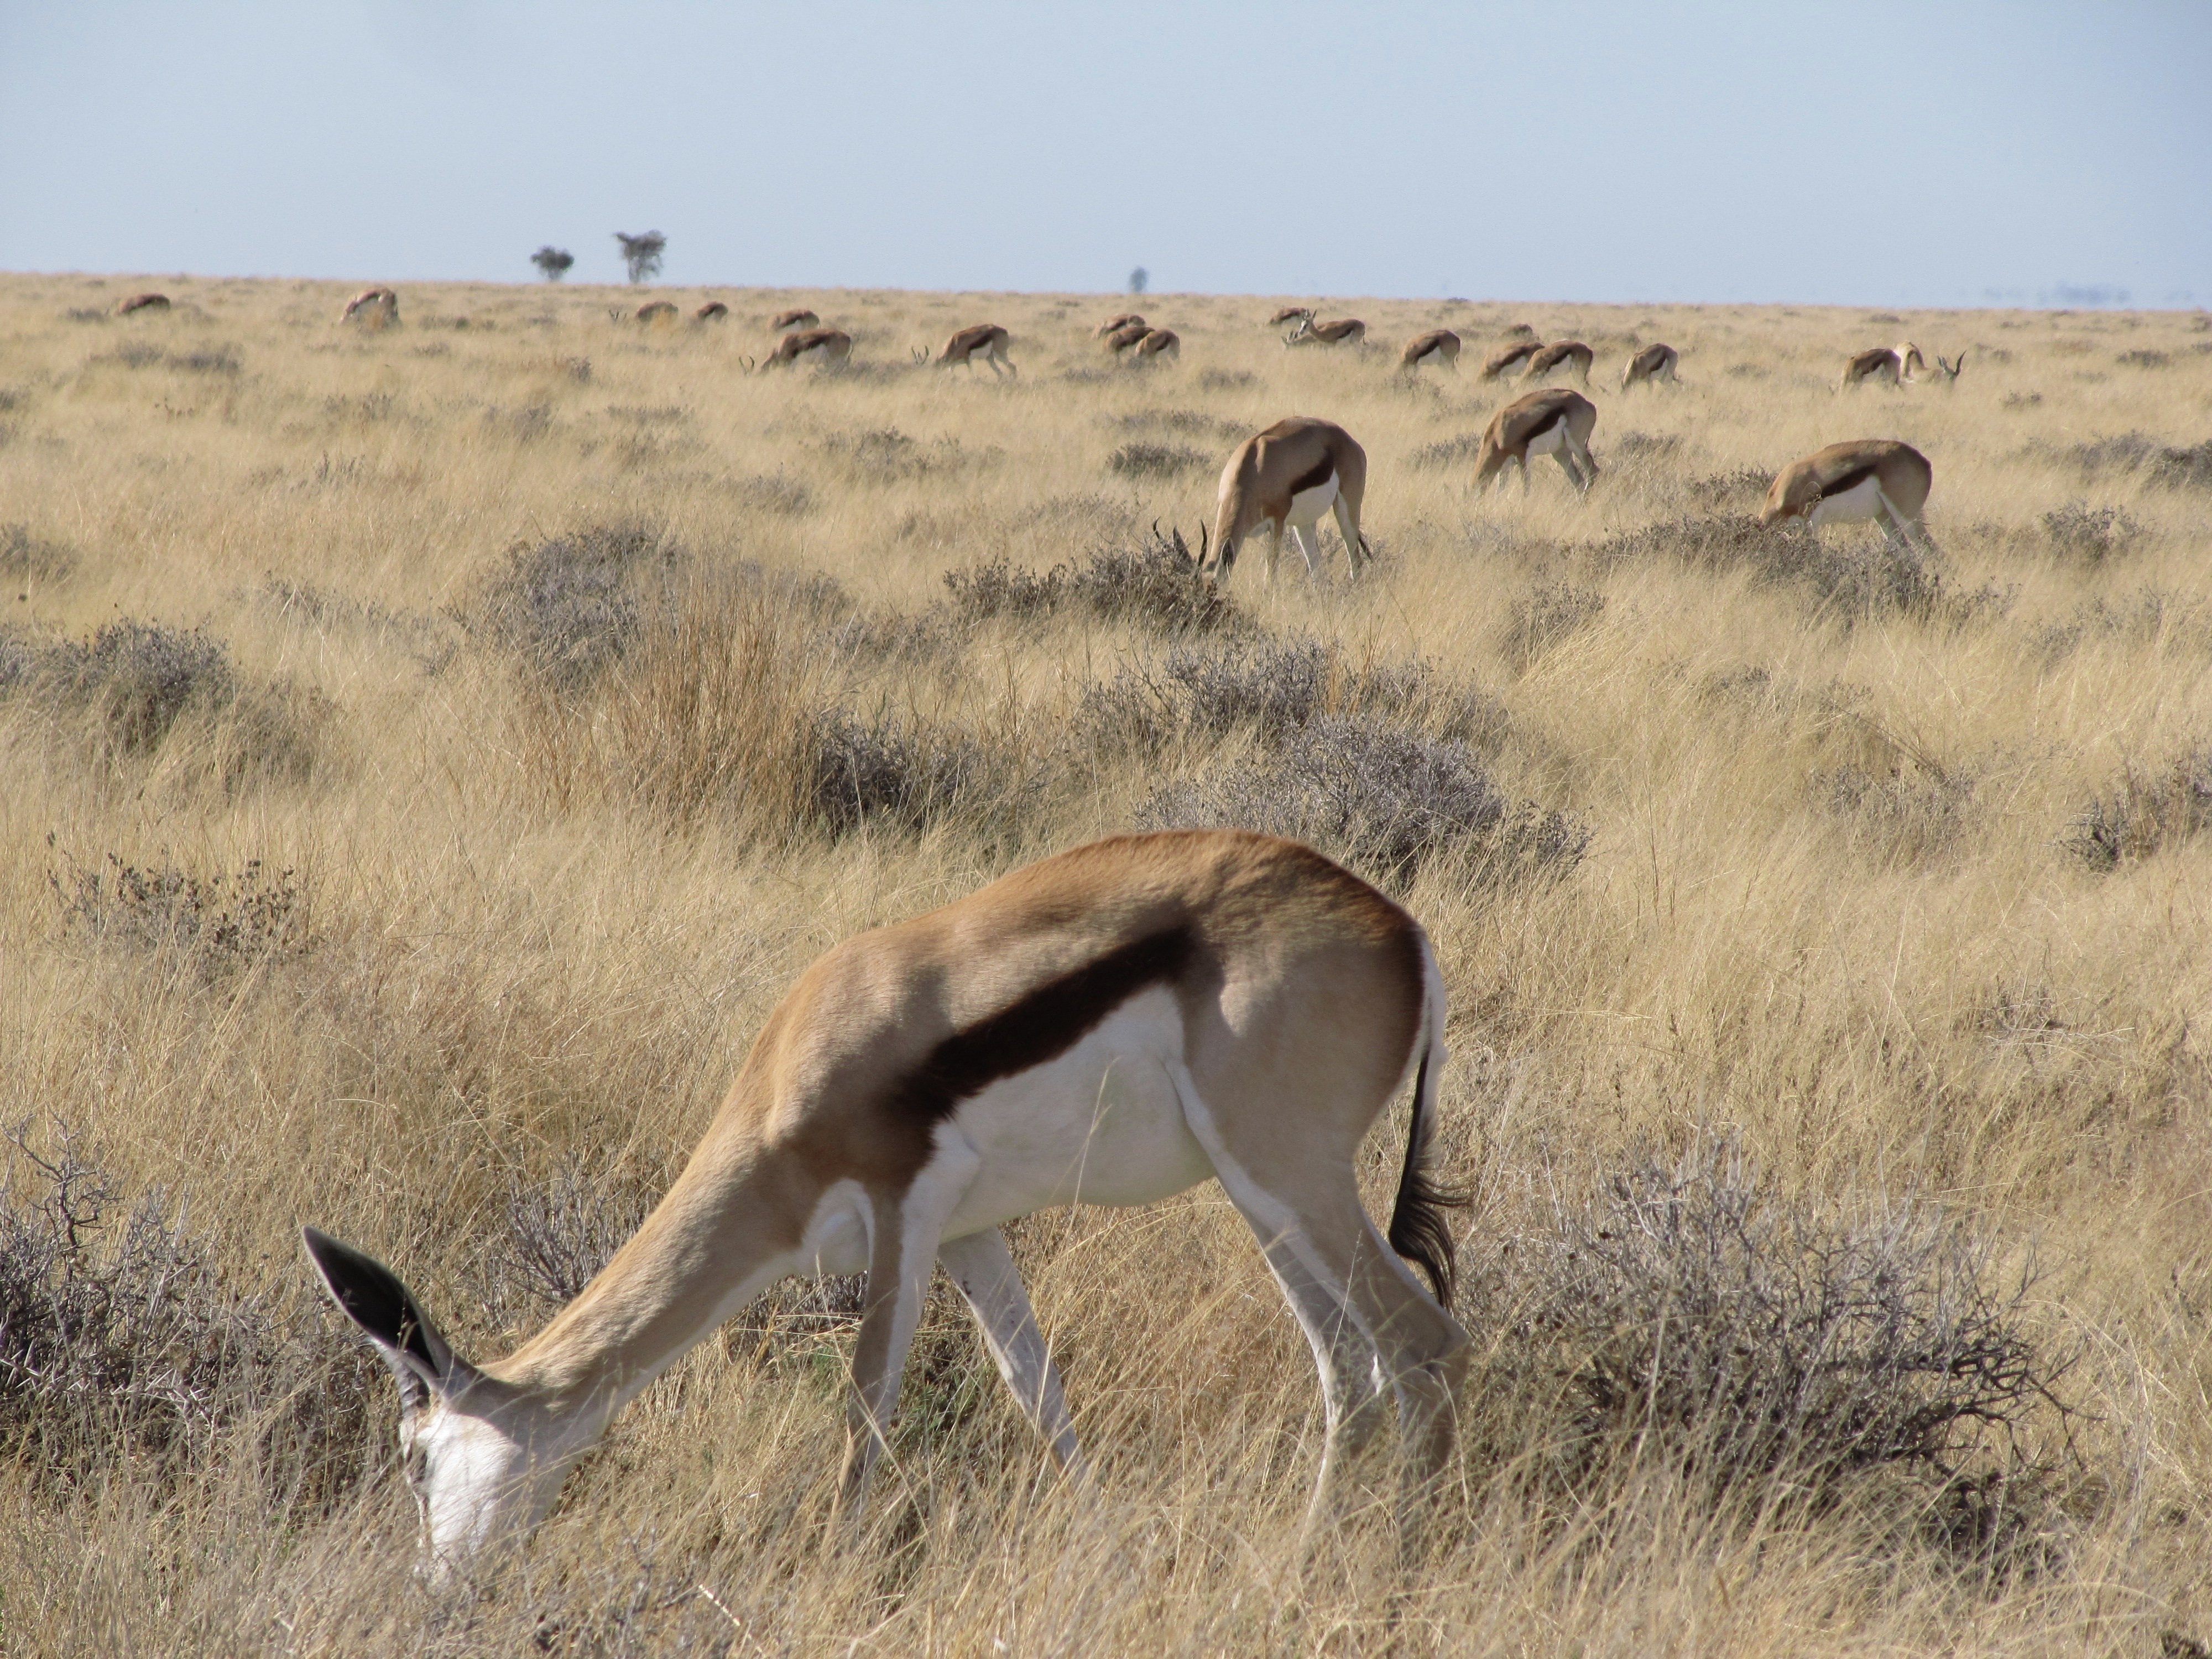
<box><xmin>614</xmin><ymin>232</ymin><xmax>666</xmax><ymax>285</ymax></box>
<box><xmin>531</xmin><ymin>246</ymin><xmax>575</xmax><ymax>282</ymax></box>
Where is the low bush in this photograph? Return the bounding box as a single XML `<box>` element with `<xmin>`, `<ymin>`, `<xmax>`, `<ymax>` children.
<box><xmin>2065</xmin><ymin>747</ymin><xmax>2212</xmax><ymax>870</ymax></box>
<box><xmin>53</xmin><ymin>852</ymin><xmax>307</xmax><ymax>973</ymax></box>
<box><xmin>943</xmin><ymin>528</ymin><xmax>1243</xmax><ymax>635</ymax></box>
<box><xmin>2041</xmin><ymin>500</ymin><xmax>2146</xmax><ymax>562</ymax></box>
<box><xmin>469</xmin><ymin>521</ymin><xmax>675</xmax><ymax>691</ymax></box>
<box><xmin>1503</xmin><ymin>582</ymin><xmax>1605</xmax><ymax>669</ymax></box>
<box><xmin>0</xmin><ymin>523</ymin><xmax>76</xmax><ymax>585</ymax></box>
<box><xmin>1818</xmin><ymin>763</ymin><xmax>1976</xmax><ymax>863</ymax></box>
<box><xmin>1106</xmin><ymin>441</ymin><xmax>1209</xmax><ymax>479</ymax></box>
<box><xmin>1592</xmin><ymin>513</ymin><xmax>1939</xmax><ymax>619</ymax></box>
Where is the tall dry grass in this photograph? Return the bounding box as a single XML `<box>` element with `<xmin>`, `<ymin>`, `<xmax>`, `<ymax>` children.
<box><xmin>2</xmin><ymin>272</ymin><xmax>2210</xmax><ymax>1653</ymax></box>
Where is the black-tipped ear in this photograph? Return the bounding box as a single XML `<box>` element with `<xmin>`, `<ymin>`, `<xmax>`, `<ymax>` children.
<box><xmin>302</xmin><ymin>1227</ymin><xmax>462</xmax><ymax>1402</ymax></box>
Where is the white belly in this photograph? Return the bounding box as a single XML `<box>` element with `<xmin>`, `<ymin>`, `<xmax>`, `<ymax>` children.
<box><xmin>1808</xmin><ymin>476</ymin><xmax>1882</xmax><ymax>526</ymax></box>
<box><xmin>1287</xmin><ymin>471</ymin><xmax>1340</xmax><ymax>526</ymax></box>
<box><xmin>1526</xmin><ymin>422</ymin><xmax>1568</xmax><ymax>457</ymax></box>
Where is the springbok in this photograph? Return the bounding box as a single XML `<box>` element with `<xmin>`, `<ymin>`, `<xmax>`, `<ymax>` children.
<box><xmin>1928</xmin><ymin>349</ymin><xmax>1966</xmax><ymax>384</ymax></box>
<box><xmin>1195</xmin><ymin>416</ymin><xmax>1372</xmax><ymax>585</ymax></box>
<box><xmin>1620</xmin><ymin>343</ymin><xmax>1679</xmax><ymax>390</ymax></box>
<box><xmin>1473</xmin><ymin>388</ymin><xmax>1599</xmax><ymax>497</ymax></box>
<box><xmin>1269</xmin><ymin>306</ymin><xmax>1315</xmax><ymax>327</ymax></box>
<box><xmin>1102</xmin><ymin>321</ymin><xmax>1152</xmax><ymax>356</ymax></box>
<box><xmin>306</xmin><ymin>830</ymin><xmax>1468</xmax><ymax>1579</ymax></box>
<box><xmin>634</xmin><ymin>301</ymin><xmax>679</xmax><ymax>325</ymax></box>
<box><xmin>1400</xmin><ymin>330</ymin><xmax>1462</xmax><ymax>373</ymax></box>
<box><xmin>926</xmin><ymin>324</ymin><xmax>1016</xmax><ymax>377</ymax></box>
<box><xmin>1284</xmin><ymin>316</ymin><xmax>1366</xmax><ymax>348</ymax></box>
<box><xmin>746</xmin><ymin>328</ymin><xmax>853</xmax><ymax>372</ymax></box>
<box><xmin>1130</xmin><ymin>328</ymin><xmax>1181</xmax><ymax>365</ymax></box>
<box><xmin>1097</xmin><ymin>312</ymin><xmax>1147</xmax><ymax>337</ymax></box>
<box><xmin>773</xmin><ymin>308</ymin><xmax>820</xmax><ymax>332</ymax></box>
<box><xmin>341</xmin><ymin>288</ymin><xmax>400</xmax><ymax>328</ymax></box>
<box><xmin>1759</xmin><ymin>439</ymin><xmax>1933</xmax><ymax>551</ymax></box>
<box><xmin>114</xmin><ymin>292</ymin><xmax>171</xmax><ymax>316</ymax></box>
<box><xmin>1841</xmin><ymin>342</ymin><xmax>1926</xmax><ymax>388</ymax></box>
<box><xmin>1522</xmin><ymin>341</ymin><xmax>1593</xmax><ymax>387</ymax></box>
<box><xmin>1479</xmin><ymin>340</ymin><xmax>1543</xmax><ymax>382</ymax></box>
<box><xmin>695</xmin><ymin>301</ymin><xmax>730</xmax><ymax>322</ymax></box>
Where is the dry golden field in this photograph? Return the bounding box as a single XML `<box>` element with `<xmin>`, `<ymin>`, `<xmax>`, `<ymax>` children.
<box><xmin>2</xmin><ymin>270</ymin><xmax>2210</xmax><ymax>1656</ymax></box>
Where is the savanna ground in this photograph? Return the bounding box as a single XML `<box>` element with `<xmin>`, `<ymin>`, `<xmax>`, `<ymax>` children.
<box><xmin>2</xmin><ymin>271</ymin><xmax>2210</xmax><ymax>1656</ymax></box>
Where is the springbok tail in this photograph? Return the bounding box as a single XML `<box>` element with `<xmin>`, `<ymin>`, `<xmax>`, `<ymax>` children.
<box><xmin>1387</xmin><ymin>935</ymin><xmax>1465</xmax><ymax>1306</ymax></box>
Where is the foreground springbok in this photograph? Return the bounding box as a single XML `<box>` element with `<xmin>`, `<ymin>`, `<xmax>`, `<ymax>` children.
<box><xmin>1620</xmin><ymin>343</ymin><xmax>1678</xmax><ymax>390</ymax></box>
<box><xmin>1194</xmin><ymin>417</ymin><xmax>1372</xmax><ymax>585</ymax></box>
<box><xmin>746</xmin><ymin>328</ymin><xmax>853</xmax><ymax>372</ymax></box>
<box><xmin>341</xmin><ymin>287</ymin><xmax>399</xmax><ymax>327</ymax></box>
<box><xmin>925</xmin><ymin>324</ymin><xmax>1016</xmax><ymax>377</ymax></box>
<box><xmin>1473</xmin><ymin>388</ymin><xmax>1599</xmax><ymax>497</ymax></box>
<box><xmin>306</xmin><ymin>830</ymin><xmax>1468</xmax><ymax>1578</ymax></box>
<box><xmin>1759</xmin><ymin>439</ymin><xmax>1933</xmax><ymax>551</ymax></box>
<box><xmin>1400</xmin><ymin>330</ymin><xmax>1462</xmax><ymax>373</ymax></box>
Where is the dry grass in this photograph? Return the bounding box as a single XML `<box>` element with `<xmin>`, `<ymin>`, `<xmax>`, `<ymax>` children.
<box><xmin>2</xmin><ymin>273</ymin><xmax>2210</xmax><ymax>1653</ymax></box>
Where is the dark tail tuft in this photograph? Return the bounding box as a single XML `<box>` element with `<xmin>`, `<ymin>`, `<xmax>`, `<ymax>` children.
<box><xmin>1387</xmin><ymin>1046</ymin><xmax>1468</xmax><ymax>1306</ymax></box>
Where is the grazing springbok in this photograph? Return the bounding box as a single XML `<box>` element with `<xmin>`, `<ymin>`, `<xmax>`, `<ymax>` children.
<box><xmin>1522</xmin><ymin>341</ymin><xmax>1593</xmax><ymax>387</ymax></box>
<box><xmin>1096</xmin><ymin>312</ymin><xmax>1146</xmax><ymax>337</ymax></box>
<box><xmin>1400</xmin><ymin>330</ymin><xmax>1462</xmax><ymax>373</ymax></box>
<box><xmin>1284</xmin><ymin>316</ymin><xmax>1366</xmax><ymax>348</ymax></box>
<box><xmin>1102</xmin><ymin>321</ymin><xmax>1152</xmax><ymax>356</ymax></box>
<box><xmin>926</xmin><ymin>324</ymin><xmax>1016</xmax><ymax>377</ymax></box>
<box><xmin>1841</xmin><ymin>342</ymin><xmax>1927</xmax><ymax>388</ymax></box>
<box><xmin>1194</xmin><ymin>416</ymin><xmax>1373</xmax><ymax>585</ymax></box>
<box><xmin>1620</xmin><ymin>343</ymin><xmax>1679</xmax><ymax>390</ymax></box>
<box><xmin>773</xmin><ymin>308</ymin><xmax>820</xmax><ymax>332</ymax></box>
<box><xmin>1269</xmin><ymin>305</ymin><xmax>1315</xmax><ymax>327</ymax></box>
<box><xmin>633</xmin><ymin>301</ymin><xmax>679</xmax><ymax>325</ymax></box>
<box><xmin>745</xmin><ymin>328</ymin><xmax>854</xmax><ymax>372</ymax></box>
<box><xmin>114</xmin><ymin>292</ymin><xmax>171</xmax><ymax>316</ymax></box>
<box><xmin>306</xmin><ymin>830</ymin><xmax>1469</xmax><ymax>1579</ymax></box>
<box><xmin>694</xmin><ymin>301</ymin><xmax>730</xmax><ymax>322</ymax></box>
<box><xmin>1473</xmin><ymin>388</ymin><xmax>1599</xmax><ymax>497</ymax></box>
<box><xmin>1759</xmin><ymin>439</ymin><xmax>1933</xmax><ymax>551</ymax></box>
<box><xmin>1927</xmin><ymin>349</ymin><xmax>1966</xmax><ymax>384</ymax></box>
<box><xmin>1479</xmin><ymin>340</ymin><xmax>1543</xmax><ymax>382</ymax></box>
<box><xmin>341</xmin><ymin>288</ymin><xmax>400</xmax><ymax>328</ymax></box>
<box><xmin>1130</xmin><ymin>328</ymin><xmax>1181</xmax><ymax>365</ymax></box>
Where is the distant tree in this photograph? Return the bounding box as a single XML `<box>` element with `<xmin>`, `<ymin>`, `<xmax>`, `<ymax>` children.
<box><xmin>1129</xmin><ymin>266</ymin><xmax>1150</xmax><ymax>296</ymax></box>
<box><xmin>614</xmin><ymin>232</ymin><xmax>667</xmax><ymax>286</ymax></box>
<box><xmin>531</xmin><ymin>246</ymin><xmax>575</xmax><ymax>283</ymax></box>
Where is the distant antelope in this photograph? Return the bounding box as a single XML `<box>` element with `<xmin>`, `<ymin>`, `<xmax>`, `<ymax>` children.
<box><xmin>1928</xmin><ymin>349</ymin><xmax>1966</xmax><ymax>384</ymax></box>
<box><xmin>1097</xmin><ymin>312</ymin><xmax>1146</xmax><ymax>337</ymax></box>
<box><xmin>1620</xmin><ymin>343</ymin><xmax>1679</xmax><ymax>390</ymax></box>
<box><xmin>1473</xmin><ymin>388</ymin><xmax>1599</xmax><ymax>498</ymax></box>
<box><xmin>634</xmin><ymin>300</ymin><xmax>680</xmax><ymax>325</ymax></box>
<box><xmin>746</xmin><ymin>328</ymin><xmax>853</xmax><ymax>372</ymax></box>
<box><xmin>1194</xmin><ymin>416</ymin><xmax>1371</xmax><ymax>586</ymax></box>
<box><xmin>926</xmin><ymin>324</ymin><xmax>1016</xmax><ymax>377</ymax></box>
<box><xmin>773</xmin><ymin>308</ymin><xmax>820</xmax><ymax>332</ymax></box>
<box><xmin>1130</xmin><ymin>328</ymin><xmax>1181</xmax><ymax>365</ymax></box>
<box><xmin>1759</xmin><ymin>439</ymin><xmax>1933</xmax><ymax>552</ymax></box>
<box><xmin>1479</xmin><ymin>340</ymin><xmax>1543</xmax><ymax>381</ymax></box>
<box><xmin>1501</xmin><ymin>322</ymin><xmax>1537</xmax><ymax>340</ymax></box>
<box><xmin>1269</xmin><ymin>306</ymin><xmax>1315</xmax><ymax>327</ymax></box>
<box><xmin>114</xmin><ymin>292</ymin><xmax>170</xmax><ymax>316</ymax></box>
<box><xmin>1400</xmin><ymin>330</ymin><xmax>1462</xmax><ymax>373</ymax></box>
<box><xmin>1285</xmin><ymin>316</ymin><xmax>1365</xmax><ymax>348</ymax></box>
<box><xmin>695</xmin><ymin>301</ymin><xmax>730</xmax><ymax>322</ymax></box>
<box><xmin>1102</xmin><ymin>321</ymin><xmax>1152</xmax><ymax>356</ymax></box>
<box><xmin>1841</xmin><ymin>342</ymin><xmax>1924</xmax><ymax>388</ymax></box>
<box><xmin>1522</xmin><ymin>341</ymin><xmax>1593</xmax><ymax>387</ymax></box>
<box><xmin>341</xmin><ymin>287</ymin><xmax>399</xmax><ymax>328</ymax></box>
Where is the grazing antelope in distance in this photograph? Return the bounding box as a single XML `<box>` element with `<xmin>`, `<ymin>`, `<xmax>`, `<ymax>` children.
<box><xmin>341</xmin><ymin>287</ymin><xmax>399</xmax><ymax>327</ymax></box>
<box><xmin>634</xmin><ymin>300</ymin><xmax>680</xmax><ymax>325</ymax></box>
<box><xmin>305</xmin><ymin>829</ymin><xmax>1469</xmax><ymax>1579</ymax></box>
<box><xmin>1759</xmin><ymin>439</ymin><xmax>1933</xmax><ymax>551</ymax></box>
<box><xmin>1473</xmin><ymin>388</ymin><xmax>1599</xmax><ymax>498</ymax></box>
<box><xmin>926</xmin><ymin>324</ymin><xmax>1016</xmax><ymax>377</ymax></box>
<box><xmin>114</xmin><ymin>292</ymin><xmax>171</xmax><ymax>315</ymax></box>
<box><xmin>773</xmin><ymin>307</ymin><xmax>819</xmax><ymax>332</ymax></box>
<box><xmin>1198</xmin><ymin>416</ymin><xmax>1373</xmax><ymax>585</ymax></box>
<box><xmin>1620</xmin><ymin>342</ymin><xmax>1679</xmax><ymax>390</ymax></box>
<box><xmin>694</xmin><ymin>301</ymin><xmax>730</xmax><ymax>322</ymax></box>
<box><xmin>1400</xmin><ymin>330</ymin><xmax>1462</xmax><ymax>373</ymax></box>
<box><xmin>1269</xmin><ymin>305</ymin><xmax>1315</xmax><ymax>327</ymax></box>
<box><xmin>1522</xmin><ymin>340</ymin><xmax>1593</xmax><ymax>388</ymax></box>
<box><xmin>1285</xmin><ymin>315</ymin><xmax>1366</xmax><ymax>348</ymax></box>
<box><xmin>1501</xmin><ymin>321</ymin><xmax>1537</xmax><ymax>340</ymax></box>
<box><xmin>1102</xmin><ymin>321</ymin><xmax>1152</xmax><ymax>356</ymax></box>
<box><xmin>1097</xmin><ymin>312</ymin><xmax>1146</xmax><ymax>337</ymax></box>
<box><xmin>1479</xmin><ymin>339</ymin><xmax>1543</xmax><ymax>381</ymax></box>
<box><xmin>746</xmin><ymin>328</ymin><xmax>853</xmax><ymax>372</ymax></box>
<box><xmin>1130</xmin><ymin>327</ymin><xmax>1181</xmax><ymax>364</ymax></box>
<box><xmin>1928</xmin><ymin>349</ymin><xmax>1966</xmax><ymax>384</ymax></box>
<box><xmin>1841</xmin><ymin>341</ymin><xmax>1926</xmax><ymax>388</ymax></box>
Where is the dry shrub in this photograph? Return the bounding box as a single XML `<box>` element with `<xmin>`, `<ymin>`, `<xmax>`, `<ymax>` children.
<box><xmin>2041</xmin><ymin>500</ymin><xmax>2146</xmax><ymax>562</ymax></box>
<box><xmin>2061</xmin><ymin>431</ymin><xmax>2212</xmax><ymax>491</ymax></box>
<box><xmin>2066</xmin><ymin>747</ymin><xmax>2212</xmax><ymax>870</ymax></box>
<box><xmin>823</xmin><ymin>426</ymin><xmax>992</xmax><ymax>481</ymax></box>
<box><xmin>1503</xmin><ymin>581</ymin><xmax>1605</xmax><ymax>669</ymax></box>
<box><xmin>468</xmin><ymin>521</ymin><xmax>676</xmax><ymax>690</ymax></box>
<box><xmin>943</xmin><ymin>528</ymin><xmax>1243</xmax><ymax>634</ymax></box>
<box><xmin>1105</xmin><ymin>441</ymin><xmax>1208</xmax><ymax>479</ymax></box>
<box><xmin>53</xmin><ymin>852</ymin><xmax>307</xmax><ymax>975</ymax></box>
<box><xmin>1819</xmin><ymin>762</ymin><xmax>1978</xmax><ymax>863</ymax></box>
<box><xmin>1593</xmin><ymin>513</ymin><xmax>1940</xmax><ymax>619</ymax></box>
<box><xmin>1</xmin><ymin>523</ymin><xmax>76</xmax><ymax>585</ymax></box>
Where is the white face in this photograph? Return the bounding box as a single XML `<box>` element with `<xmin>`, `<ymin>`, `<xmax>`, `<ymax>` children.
<box><xmin>400</xmin><ymin>1402</ymin><xmax>566</xmax><ymax>1578</ymax></box>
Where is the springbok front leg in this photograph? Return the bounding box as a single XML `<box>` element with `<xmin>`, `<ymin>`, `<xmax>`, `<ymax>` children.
<box><xmin>840</xmin><ymin>1133</ymin><xmax>981</xmax><ymax>1509</ymax></box>
<box><xmin>937</xmin><ymin>1227</ymin><xmax>1083</xmax><ymax>1475</ymax></box>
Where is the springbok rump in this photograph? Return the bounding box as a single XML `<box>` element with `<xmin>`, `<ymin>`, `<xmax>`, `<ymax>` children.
<box><xmin>1194</xmin><ymin>416</ymin><xmax>1373</xmax><ymax>586</ymax></box>
<box><xmin>341</xmin><ymin>287</ymin><xmax>399</xmax><ymax>328</ymax></box>
<box><xmin>1759</xmin><ymin>439</ymin><xmax>1934</xmax><ymax>551</ymax></box>
<box><xmin>1473</xmin><ymin>388</ymin><xmax>1599</xmax><ymax>497</ymax></box>
<box><xmin>1400</xmin><ymin>330</ymin><xmax>1462</xmax><ymax>373</ymax></box>
<box><xmin>1620</xmin><ymin>343</ymin><xmax>1679</xmax><ymax>390</ymax></box>
<box><xmin>114</xmin><ymin>292</ymin><xmax>171</xmax><ymax>316</ymax></box>
<box><xmin>926</xmin><ymin>324</ymin><xmax>1016</xmax><ymax>377</ymax></box>
<box><xmin>306</xmin><ymin>830</ymin><xmax>1469</xmax><ymax>1579</ymax></box>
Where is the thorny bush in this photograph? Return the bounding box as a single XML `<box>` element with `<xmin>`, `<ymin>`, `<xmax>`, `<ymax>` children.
<box><xmin>943</xmin><ymin>526</ymin><xmax>1243</xmax><ymax>634</ymax></box>
<box><xmin>469</xmin><ymin>521</ymin><xmax>676</xmax><ymax>691</ymax></box>
<box><xmin>52</xmin><ymin>850</ymin><xmax>308</xmax><ymax>974</ymax></box>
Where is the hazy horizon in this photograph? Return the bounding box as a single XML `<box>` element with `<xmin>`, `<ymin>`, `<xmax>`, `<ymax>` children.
<box><xmin>3</xmin><ymin>1</ymin><xmax>2206</xmax><ymax>310</ymax></box>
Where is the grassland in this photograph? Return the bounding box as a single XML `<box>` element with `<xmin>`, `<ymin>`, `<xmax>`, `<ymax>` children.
<box><xmin>1</xmin><ymin>270</ymin><xmax>2209</xmax><ymax>1655</ymax></box>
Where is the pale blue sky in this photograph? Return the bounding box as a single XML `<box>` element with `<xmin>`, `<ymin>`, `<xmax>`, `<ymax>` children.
<box><xmin>3</xmin><ymin>1</ymin><xmax>2206</xmax><ymax>306</ymax></box>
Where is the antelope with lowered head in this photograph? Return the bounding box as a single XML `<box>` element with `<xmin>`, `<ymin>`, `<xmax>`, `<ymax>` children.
<box><xmin>1522</xmin><ymin>340</ymin><xmax>1593</xmax><ymax>387</ymax></box>
<box><xmin>1473</xmin><ymin>388</ymin><xmax>1599</xmax><ymax>497</ymax></box>
<box><xmin>747</xmin><ymin>328</ymin><xmax>853</xmax><ymax>372</ymax></box>
<box><xmin>925</xmin><ymin>324</ymin><xmax>1016</xmax><ymax>377</ymax></box>
<box><xmin>1194</xmin><ymin>416</ymin><xmax>1372</xmax><ymax>585</ymax></box>
<box><xmin>1400</xmin><ymin>330</ymin><xmax>1462</xmax><ymax>373</ymax></box>
<box><xmin>1841</xmin><ymin>341</ymin><xmax>1928</xmax><ymax>388</ymax></box>
<box><xmin>1479</xmin><ymin>338</ymin><xmax>1543</xmax><ymax>381</ymax></box>
<box><xmin>694</xmin><ymin>301</ymin><xmax>730</xmax><ymax>322</ymax></box>
<box><xmin>1097</xmin><ymin>312</ymin><xmax>1146</xmax><ymax>337</ymax></box>
<box><xmin>773</xmin><ymin>307</ymin><xmax>820</xmax><ymax>332</ymax></box>
<box><xmin>115</xmin><ymin>292</ymin><xmax>171</xmax><ymax>316</ymax></box>
<box><xmin>1130</xmin><ymin>328</ymin><xmax>1181</xmax><ymax>365</ymax></box>
<box><xmin>1284</xmin><ymin>315</ymin><xmax>1366</xmax><ymax>348</ymax></box>
<box><xmin>1102</xmin><ymin>321</ymin><xmax>1152</xmax><ymax>357</ymax></box>
<box><xmin>1269</xmin><ymin>305</ymin><xmax>1315</xmax><ymax>327</ymax></box>
<box><xmin>305</xmin><ymin>829</ymin><xmax>1469</xmax><ymax>1580</ymax></box>
<box><xmin>1759</xmin><ymin>439</ymin><xmax>1933</xmax><ymax>551</ymax></box>
<box><xmin>341</xmin><ymin>287</ymin><xmax>400</xmax><ymax>328</ymax></box>
<box><xmin>1620</xmin><ymin>343</ymin><xmax>1679</xmax><ymax>390</ymax></box>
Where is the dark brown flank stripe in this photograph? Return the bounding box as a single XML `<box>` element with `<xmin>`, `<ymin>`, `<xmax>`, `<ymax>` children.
<box><xmin>1819</xmin><ymin>463</ymin><xmax>1879</xmax><ymax>499</ymax></box>
<box><xmin>887</xmin><ymin>926</ymin><xmax>1196</xmax><ymax>1128</ymax></box>
<box><xmin>1287</xmin><ymin>453</ymin><xmax>1337</xmax><ymax>496</ymax></box>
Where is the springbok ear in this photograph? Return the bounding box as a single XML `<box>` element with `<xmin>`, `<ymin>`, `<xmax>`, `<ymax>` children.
<box><xmin>302</xmin><ymin>1227</ymin><xmax>469</xmax><ymax>1407</ymax></box>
